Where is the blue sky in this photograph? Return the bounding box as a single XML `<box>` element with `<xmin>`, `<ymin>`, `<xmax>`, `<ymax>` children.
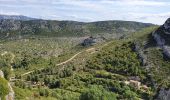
<box><xmin>0</xmin><ymin>0</ymin><xmax>170</xmax><ymax>24</ymax></box>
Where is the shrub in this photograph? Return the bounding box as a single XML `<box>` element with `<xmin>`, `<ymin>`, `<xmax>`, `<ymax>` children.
<box><xmin>0</xmin><ymin>77</ymin><xmax>9</xmax><ymax>99</ymax></box>
<box><xmin>79</xmin><ymin>85</ymin><xmax>117</xmax><ymax>100</ymax></box>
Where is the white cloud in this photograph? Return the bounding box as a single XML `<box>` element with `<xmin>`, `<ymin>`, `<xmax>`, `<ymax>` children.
<box><xmin>52</xmin><ymin>0</ymin><xmax>103</xmax><ymax>11</ymax></box>
<box><xmin>101</xmin><ymin>0</ymin><xmax>170</xmax><ymax>6</ymax></box>
<box><xmin>129</xmin><ymin>12</ymin><xmax>170</xmax><ymax>18</ymax></box>
<box><xmin>126</xmin><ymin>12</ymin><xmax>170</xmax><ymax>24</ymax></box>
<box><xmin>0</xmin><ymin>0</ymin><xmax>16</xmax><ymax>1</ymax></box>
<box><xmin>0</xmin><ymin>0</ymin><xmax>170</xmax><ymax>24</ymax></box>
<box><xmin>0</xmin><ymin>10</ymin><xmax>20</xmax><ymax>15</ymax></box>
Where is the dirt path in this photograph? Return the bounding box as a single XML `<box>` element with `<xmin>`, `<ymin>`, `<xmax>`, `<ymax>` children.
<box><xmin>21</xmin><ymin>51</ymin><xmax>82</xmax><ymax>76</ymax></box>
<box><xmin>21</xmin><ymin>41</ymin><xmax>113</xmax><ymax>76</ymax></box>
<box><xmin>21</xmin><ymin>68</ymin><xmax>44</xmax><ymax>76</ymax></box>
<box><xmin>56</xmin><ymin>52</ymin><xmax>82</xmax><ymax>66</ymax></box>
<box><xmin>21</xmin><ymin>48</ymin><xmax>93</xmax><ymax>76</ymax></box>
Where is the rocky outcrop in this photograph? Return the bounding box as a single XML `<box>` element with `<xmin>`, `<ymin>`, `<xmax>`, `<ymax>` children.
<box><xmin>152</xmin><ymin>18</ymin><xmax>170</xmax><ymax>99</ymax></box>
<box><xmin>133</xmin><ymin>43</ymin><xmax>147</xmax><ymax>66</ymax></box>
<box><xmin>81</xmin><ymin>37</ymin><xmax>96</xmax><ymax>46</ymax></box>
<box><xmin>153</xmin><ymin>18</ymin><xmax>170</xmax><ymax>58</ymax></box>
<box><xmin>153</xmin><ymin>32</ymin><xmax>170</xmax><ymax>58</ymax></box>
<box><xmin>163</xmin><ymin>46</ymin><xmax>170</xmax><ymax>57</ymax></box>
<box><xmin>163</xmin><ymin>18</ymin><xmax>170</xmax><ymax>34</ymax></box>
<box><xmin>156</xmin><ymin>88</ymin><xmax>170</xmax><ymax>100</ymax></box>
<box><xmin>81</xmin><ymin>36</ymin><xmax>105</xmax><ymax>46</ymax></box>
<box><xmin>152</xmin><ymin>32</ymin><xmax>165</xmax><ymax>47</ymax></box>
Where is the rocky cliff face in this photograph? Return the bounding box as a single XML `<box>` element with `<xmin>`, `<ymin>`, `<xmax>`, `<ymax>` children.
<box><xmin>163</xmin><ymin>18</ymin><xmax>170</xmax><ymax>34</ymax></box>
<box><xmin>0</xmin><ymin>19</ymin><xmax>21</xmax><ymax>31</ymax></box>
<box><xmin>153</xmin><ymin>18</ymin><xmax>170</xmax><ymax>58</ymax></box>
<box><xmin>152</xmin><ymin>18</ymin><xmax>170</xmax><ymax>100</ymax></box>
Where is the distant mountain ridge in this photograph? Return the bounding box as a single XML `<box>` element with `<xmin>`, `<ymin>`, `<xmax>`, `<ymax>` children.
<box><xmin>0</xmin><ymin>16</ymin><xmax>155</xmax><ymax>39</ymax></box>
<box><xmin>0</xmin><ymin>14</ymin><xmax>37</xmax><ymax>20</ymax></box>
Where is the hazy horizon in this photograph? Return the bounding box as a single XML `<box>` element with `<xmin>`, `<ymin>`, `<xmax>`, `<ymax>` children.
<box><xmin>1</xmin><ymin>0</ymin><xmax>170</xmax><ymax>25</ymax></box>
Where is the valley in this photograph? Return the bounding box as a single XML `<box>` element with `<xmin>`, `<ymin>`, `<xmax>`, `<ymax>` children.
<box><xmin>0</xmin><ymin>15</ymin><xmax>170</xmax><ymax>100</ymax></box>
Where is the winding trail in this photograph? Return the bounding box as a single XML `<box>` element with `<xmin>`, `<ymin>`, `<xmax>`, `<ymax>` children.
<box><xmin>21</xmin><ymin>41</ymin><xmax>113</xmax><ymax>77</ymax></box>
<box><xmin>56</xmin><ymin>52</ymin><xmax>82</xmax><ymax>66</ymax></box>
<box><xmin>21</xmin><ymin>51</ymin><xmax>82</xmax><ymax>76</ymax></box>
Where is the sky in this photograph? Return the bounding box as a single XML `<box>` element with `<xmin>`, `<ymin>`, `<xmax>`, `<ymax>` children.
<box><xmin>0</xmin><ymin>0</ymin><xmax>170</xmax><ymax>25</ymax></box>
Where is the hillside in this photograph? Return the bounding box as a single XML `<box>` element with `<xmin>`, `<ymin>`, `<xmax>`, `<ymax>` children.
<box><xmin>124</xmin><ymin>18</ymin><xmax>170</xmax><ymax>99</ymax></box>
<box><xmin>9</xmin><ymin>26</ymin><xmax>158</xmax><ymax>100</ymax></box>
<box><xmin>2</xmin><ymin>16</ymin><xmax>170</xmax><ymax>100</ymax></box>
<box><xmin>8</xmin><ymin>18</ymin><xmax>170</xmax><ymax>100</ymax></box>
<box><xmin>0</xmin><ymin>18</ymin><xmax>154</xmax><ymax>39</ymax></box>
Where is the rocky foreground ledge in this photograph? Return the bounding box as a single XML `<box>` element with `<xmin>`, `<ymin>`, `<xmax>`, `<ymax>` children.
<box><xmin>0</xmin><ymin>70</ymin><xmax>14</xmax><ymax>100</ymax></box>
